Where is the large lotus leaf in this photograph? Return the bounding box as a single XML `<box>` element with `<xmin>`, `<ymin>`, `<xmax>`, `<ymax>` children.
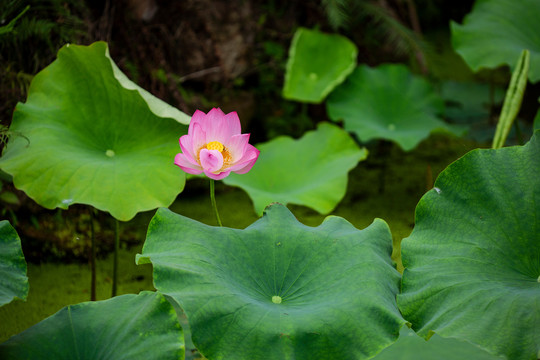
<box><xmin>0</xmin><ymin>221</ymin><xmax>28</xmax><ymax>307</ymax></box>
<box><xmin>327</xmin><ymin>64</ymin><xmax>461</xmax><ymax>151</ymax></box>
<box><xmin>224</xmin><ymin>122</ymin><xmax>367</xmax><ymax>215</ymax></box>
<box><xmin>451</xmin><ymin>0</ymin><xmax>540</xmax><ymax>83</ymax></box>
<box><xmin>0</xmin><ymin>41</ymin><xmax>188</xmax><ymax>221</ymax></box>
<box><xmin>283</xmin><ymin>27</ymin><xmax>358</xmax><ymax>103</ymax></box>
<box><xmin>0</xmin><ymin>291</ymin><xmax>184</xmax><ymax>359</ymax></box>
<box><xmin>398</xmin><ymin>131</ymin><xmax>540</xmax><ymax>360</ymax></box>
<box><xmin>136</xmin><ymin>204</ymin><xmax>405</xmax><ymax>360</ymax></box>
<box><xmin>373</xmin><ymin>327</ymin><xmax>504</xmax><ymax>360</ymax></box>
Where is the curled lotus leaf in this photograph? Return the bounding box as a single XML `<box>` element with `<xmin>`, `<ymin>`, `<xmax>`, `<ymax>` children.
<box><xmin>283</xmin><ymin>27</ymin><xmax>358</xmax><ymax>103</ymax></box>
<box><xmin>0</xmin><ymin>42</ymin><xmax>188</xmax><ymax>221</ymax></box>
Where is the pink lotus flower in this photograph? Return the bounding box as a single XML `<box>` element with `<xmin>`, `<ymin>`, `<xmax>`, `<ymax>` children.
<box><xmin>175</xmin><ymin>108</ymin><xmax>260</xmax><ymax>180</ymax></box>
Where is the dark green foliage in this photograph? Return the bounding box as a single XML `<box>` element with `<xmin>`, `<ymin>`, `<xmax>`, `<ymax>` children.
<box><xmin>0</xmin><ymin>0</ymin><xmax>90</xmax><ymax>125</ymax></box>
<box><xmin>321</xmin><ymin>0</ymin><xmax>427</xmax><ymax>69</ymax></box>
<box><xmin>0</xmin><ymin>0</ymin><xmax>90</xmax><ymax>72</ymax></box>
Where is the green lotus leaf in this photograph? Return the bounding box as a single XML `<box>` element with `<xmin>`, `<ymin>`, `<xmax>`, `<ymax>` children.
<box><xmin>0</xmin><ymin>221</ymin><xmax>28</xmax><ymax>307</ymax></box>
<box><xmin>398</xmin><ymin>131</ymin><xmax>540</xmax><ymax>360</ymax></box>
<box><xmin>373</xmin><ymin>327</ymin><xmax>504</xmax><ymax>360</ymax></box>
<box><xmin>223</xmin><ymin>122</ymin><xmax>367</xmax><ymax>215</ymax></box>
<box><xmin>136</xmin><ymin>204</ymin><xmax>405</xmax><ymax>360</ymax></box>
<box><xmin>283</xmin><ymin>27</ymin><xmax>358</xmax><ymax>103</ymax></box>
<box><xmin>0</xmin><ymin>42</ymin><xmax>188</xmax><ymax>221</ymax></box>
<box><xmin>451</xmin><ymin>0</ymin><xmax>540</xmax><ymax>83</ymax></box>
<box><xmin>327</xmin><ymin>64</ymin><xmax>462</xmax><ymax>151</ymax></box>
<box><xmin>0</xmin><ymin>291</ymin><xmax>184</xmax><ymax>359</ymax></box>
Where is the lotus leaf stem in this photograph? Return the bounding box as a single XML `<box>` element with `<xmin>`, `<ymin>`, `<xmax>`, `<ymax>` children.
<box><xmin>89</xmin><ymin>208</ymin><xmax>96</xmax><ymax>301</ymax></box>
<box><xmin>112</xmin><ymin>219</ymin><xmax>120</xmax><ymax>297</ymax></box>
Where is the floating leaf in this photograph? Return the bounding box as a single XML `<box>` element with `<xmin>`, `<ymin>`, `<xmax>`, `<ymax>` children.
<box><xmin>451</xmin><ymin>0</ymin><xmax>540</xmax><ymax>83</ymax></box>
<box><xmin>0</xmin><ymin>291</ymin><xmax>184</xmax><ymax>359</ymax></box>
<box><xmin>327</xmin><ymin>64</ymin><xmax>461</xmax><ymax>151</ymax></box>
<box><xmin>224</xmin><ymin>122</ymin><xmax>367</xmax><ymax>215</ymax></box>
<box><xmin>398</xmin><ymin>131</ymin><xmax>540</xmax><ymax>360</ymax></box>
<box><xmin>137</xmin><ymin>204</ymin><xmax>405</xmax><ymax>360</ymax></box>
<box><xmin>283</xmin><ymin>27</ymin><xmax>357</xmax><ymax>103</ymax></box>
<box><xmin>0</xmin><ymin>42</ymin><xmax>188</xmax><ymax>221</ymax></box>
<box><xmin>0</xmin><ymin>221</ymin><xmax>28</xmax><ymax>307</ymax></box>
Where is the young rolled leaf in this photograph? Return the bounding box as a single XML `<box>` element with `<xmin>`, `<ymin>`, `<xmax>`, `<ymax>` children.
<box><xmin>398</xmin><ymin>131</ymin><xmax>540</xmax><ymax>360</ymax></box>
<box><xmin>137</xmin><ymin>204</ymin><xmax>405</xmax><ymax>360</ymax></box>
<box><xmin>0</xmin><ymin>41</ymin><xmax>188</xmax><ymax>221</ymax></box>
<box><xmin>223</xmin><ymin>122</ymin><xmax>367</xmax><ymax>215</ymax></box>
<box><xmin>0</xmin><ymin>291</ymin><xmax>184</xmax><ymax>359</ymax></box>
<box><xmin>0</xmin><ymin>221</ymin><xmax>28</xmax><ymax>307</ymax></box>
<box><xmin>492</xmin><ymin>49</ymin><xmax>529</xmax><ymax>149</ymax></box>
<box><xmin>283</xmin><ymin>27</ymin><xmax>358</xmax><ymax>103</ymax></box>
<box><xmin>451</xmin><ymin>0</ymin><xmax>540</xmax><ymax>83</ymax></box>
<box><xmin>327</xmin><ymin>64</ymin><xmax>463</xmax><ymax>151</ymax></box>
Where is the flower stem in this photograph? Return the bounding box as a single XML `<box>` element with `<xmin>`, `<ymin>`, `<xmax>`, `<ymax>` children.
<box><xmin>112</xmin><ymin>218</ymin><xmax>120</xmax><ymax>297</ymax></box>
<box><xmin>89</xmin><ymin>208</ymin><xmax>96</xmax><ymax>301</ymax></box>
<box><xmin>210</xmin><ymin>179</ymin><xmax>223</xmax><ymax>227</ymax></box>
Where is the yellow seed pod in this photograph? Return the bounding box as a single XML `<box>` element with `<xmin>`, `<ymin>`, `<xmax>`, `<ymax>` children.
<box><xmin>206</xmin><ymin>141</ymin><xmax>224</xmax><ymax>152</ymax></box>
